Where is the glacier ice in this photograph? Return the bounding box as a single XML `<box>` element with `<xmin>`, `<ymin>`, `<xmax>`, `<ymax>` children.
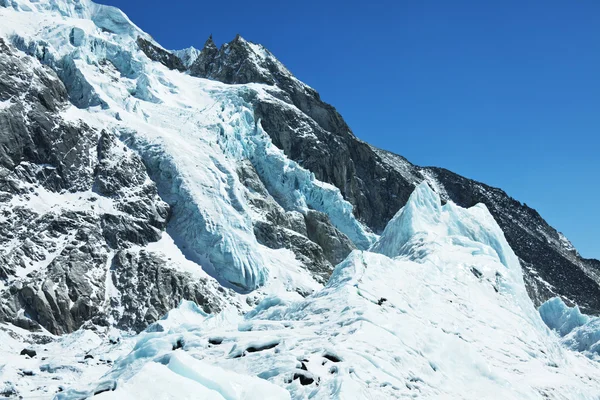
<box><xmin>1</xmin><ymin>1</ymin><xmax>600</xmax><ymax>398</ymax></box>
<box><xmin>53</xmin><ymin>184</ymin><xmax>600</xmax><ymax>399</ymax></box>
<box><xmin>540</xmin><ymin>297</ymin><xmax>590</xmax><ymax>336</ymax></box>
<box><xmin>0</xmin><ymin>0</ymin><xmax>376</xmax><ymax>292</ymax></box>
<box><xmin>539</xmin><ymin>297</ymin><xmax>600</xmax><ymax>360</ymax></box>
<box><xmin>372</xmin><ymin>182</ymin><xmax>514</xmax><ymax>269</ymax></box>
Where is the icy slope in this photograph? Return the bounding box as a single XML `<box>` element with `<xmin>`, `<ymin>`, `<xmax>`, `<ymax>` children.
<box><xmin>54</xmin><ymin>184</ymin><xmax>600</xmax><ymax>399</ymax></box>
<box><xmin>1</xmin><ymin>1</ymin><xmax>599</xmax><ymax>398</ymax></box>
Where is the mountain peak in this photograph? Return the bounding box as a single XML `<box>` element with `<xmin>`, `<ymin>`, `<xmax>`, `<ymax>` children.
<box><xmin>188</xmin><ymin>34</ymin><xmax>354</xmax><ymax>137</ymax></box>
<box><xmin>203</xmin><ymin>34</ymin><xmax>217</xmax><ymax>50</ymax></box>
<box><xmin>2</xmin><ymin>1</ymin><xmax>600</xmax><ymax>397</ymax></box>
<box><xmin>172</xmin><ymin>46</ymin><xmax>200</xmax><ymax>68</ymax></box>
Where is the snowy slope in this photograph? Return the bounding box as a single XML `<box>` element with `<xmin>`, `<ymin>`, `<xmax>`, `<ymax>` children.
<box><xmin>43</xmin><ymin>183</ymin><xmax>599</xmax><ymax>399</ymax></box>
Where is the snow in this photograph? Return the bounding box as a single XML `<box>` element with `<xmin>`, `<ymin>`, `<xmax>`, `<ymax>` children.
<box><xmin>0</xmin><ymin>0</ymin><xmax>374</xmax><ymax>294</ymax></box>
<box><xmin>172</xmin><ymin>46</ymin><xmax>200</xmax><ymax>68</ymax></box>
<box><xmin>0</xmin><ymin>97</ymin><xmax>13</xmax><ymax>109</ymax></box>
<box><xmin>0</xmin><ymin>323</ymin><xmax>133</xmax><ymax>399</ymax></box>
<box><xmin>85</xmin><ymin>352</ymin><xmax>291</xmax><ymax>400</ymax></box>
<box><xmin>53</xmin><ymin>184</ymin><xmax>600</xmax><ymax>399</ymax></box>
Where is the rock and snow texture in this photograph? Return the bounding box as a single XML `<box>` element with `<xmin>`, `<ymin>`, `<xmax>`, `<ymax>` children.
<box><xmin>0</xmin><ymin>0</ymin><xmax>374</xmax><ymax>336</ymax></box>
<box><xmin>0</xmin><ymin>0</ymin><xmax>600</xmax><ymax>398</ymax></box>
<box><xmin>38</xmin><ymin>183</ymin><xmax>600</xmax><ymax>399</ymax></box>
<box><xmin>189</xmin><ymin>23</ymin><xmax>600</xmax><ymax>314</ymax></box>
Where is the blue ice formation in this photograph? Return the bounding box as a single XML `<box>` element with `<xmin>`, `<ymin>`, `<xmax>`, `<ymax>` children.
<box><xmin>216</xmin><ymin>90</ymin><xmax>377</xmax><ymax>250</ymax></box>
<box><xmin>371</xmin><ymin>182</ymin><xmax>514</xmax><ymax>270</ymax></box>
<box><xmin>539</xmin><ymin>297</ymin><xmax>600</xmax><ymax>360</ymax></box>
<box><xmin>119</xmin><ymin>129</ymin><xmax>269</xmax><ymax>292</ymax></box>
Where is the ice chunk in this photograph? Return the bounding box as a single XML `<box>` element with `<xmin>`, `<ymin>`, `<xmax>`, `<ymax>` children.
<box><xmin>539</xmin><ymin>297</ymin><xmax>600</xmax><ymax>360</ymax></box>
<box><xmin>167</xmin><ymin>352</ymin><xmax>290</xmax><ymax>400</ymax></box>
<box><xmin>539</xmin><ymin>297</ymin><xmax>589</xmax><ymax>336</ymax></box>
<box><xmin>370</xmin><ymin>182</ymin><xmax>443</xmax><ymax>257</ymax></box>
<box><xmin>92</xmin><ymin>362</ymin><xmax>229</xmax><ymax>399</ymax></box>
<box><xmin>69</xmin><ymin>27</ymin><xmax>85</xmax><ymax>47</ymax></box>
<box><xmin>371</xmin><ymin>182</ymin><xmax>516</xmax><ymax>271</ymax></box>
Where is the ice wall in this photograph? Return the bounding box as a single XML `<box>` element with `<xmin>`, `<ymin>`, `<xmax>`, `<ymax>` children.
<box><xmin>214</xmin><ymin>90</ymin><xmax>377</xmax><ymax>250</ymax></box>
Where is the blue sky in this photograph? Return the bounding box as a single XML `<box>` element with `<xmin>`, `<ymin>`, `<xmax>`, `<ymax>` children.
<box><xmin>102</xmin><ymin>0</ymin><xmax>599</xmax><ymax>259</ymax></box>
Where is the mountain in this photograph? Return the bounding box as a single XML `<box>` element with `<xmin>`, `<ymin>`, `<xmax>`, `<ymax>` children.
<box><xmin>0</xmin><ymin>0</ymin><xmax>599</xmax><ymax>398</ymax></box>
<box><xmin>187</xmin><ymin>32</ymin><xmax>600</xmax><ymax>315</ymax></box>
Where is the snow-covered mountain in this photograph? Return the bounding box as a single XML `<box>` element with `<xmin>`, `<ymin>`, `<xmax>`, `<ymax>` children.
<box><xmin>0</xmin><ymin>0</ymin><xmax>599</xmax><ymax>398</ymax></box>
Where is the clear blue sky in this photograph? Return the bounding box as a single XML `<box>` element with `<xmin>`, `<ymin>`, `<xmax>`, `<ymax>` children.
<box><xmin>101</xmin><ymin>0</ymin><xmax>599</xmax><ymax>259</ymax></box>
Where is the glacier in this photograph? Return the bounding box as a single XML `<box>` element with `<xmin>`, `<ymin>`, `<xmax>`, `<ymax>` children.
<box><xmin>0</xmin><ymin>0</ymin><xmax>375</xmax><ymax>292</ymax></box>
<box><xmin>46</xmin><ymin>183</ymin><xmax>600</xmax><ymax>399</ymax></box>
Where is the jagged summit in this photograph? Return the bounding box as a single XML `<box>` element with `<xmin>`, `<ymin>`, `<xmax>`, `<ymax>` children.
<box><xmin>190</xmin><ymin>33</ymin><xmax>293</xmax><ymax>86</ymax></box>
<box><xmin>204</xmin><ymin>34</ymin><xmax>216</xmax><ymax>48</ymax></box>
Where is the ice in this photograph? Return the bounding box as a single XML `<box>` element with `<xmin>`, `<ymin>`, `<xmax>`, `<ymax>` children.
<box><xmin>539</xmin><ymin>297</ymin><xmax>600</xmax><ymax>360</ymax></box>
<box><xmin>372</xmin><ymin>182</ymin><xmax>514</xmax><ymax>269</ymax></box>
<box><xmin>10</xmin><ymin>0</ymin><xmax>144</xmax><ymax>38</ymax></box>
<box><xmin>218</xmin><ymin>102</ymin><xmax>377</xmax><ymax>250</ymax></box>
<box><xmin>166</xmin><ymin>352</ymin><xmax>290</xmax><ymax>400</ymax></box>
<box><xmin>85</xmin><ymin>352</ymin><xmax>291</xmax><ymax>400</ymax></box>
<box><xmin>539</xmin><ymin>297</ymin><xmax>590</xmax><ymax>336</ymax></box>
<box><xmin>56</xmin><ymin>185</ymin><xmax>600</xmax><ymax>398</ymax></box>
<box><xmin>92</xmin><ymin>363</ymin><xmax>230</xmax><ymax>400</ymax></box>
<box><xmin>0</xmin><ymin>0</ymin><xmax>376</xmax><ymax>292</ymax></box>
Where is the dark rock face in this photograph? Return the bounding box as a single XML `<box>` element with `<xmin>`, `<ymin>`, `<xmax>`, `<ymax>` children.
<box><xmin>188</xmin><ymin>36</ymin><xmax>219</xmax><ymax>78</ymax></box>
<box><xmin>95</xmin><ymin>131</ymin><xmax>170</xmax><ymax>249</ymax></box>
<box><xmin>304</xmin><ymin>210</ymin><xmax>355</xmax><ymax>266</ymax></box>
<box><xmin>189</xmin><ymin>35</ymin><xmax>600</xmax><ymax>314</ymax></box>
<box><xmin>0</xmin><ymin>39</ymin><xmax>220</xmax><ymax>334</ymax></box>
<box><xmin>109</xmin><ymin>250</ymin><xmax>230</xmax><ymax>332</ymax></box>
<box><xmin>136</xmin><ymin>37</ymin><xmax>186</xmax><ymax>72</ymax></box>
